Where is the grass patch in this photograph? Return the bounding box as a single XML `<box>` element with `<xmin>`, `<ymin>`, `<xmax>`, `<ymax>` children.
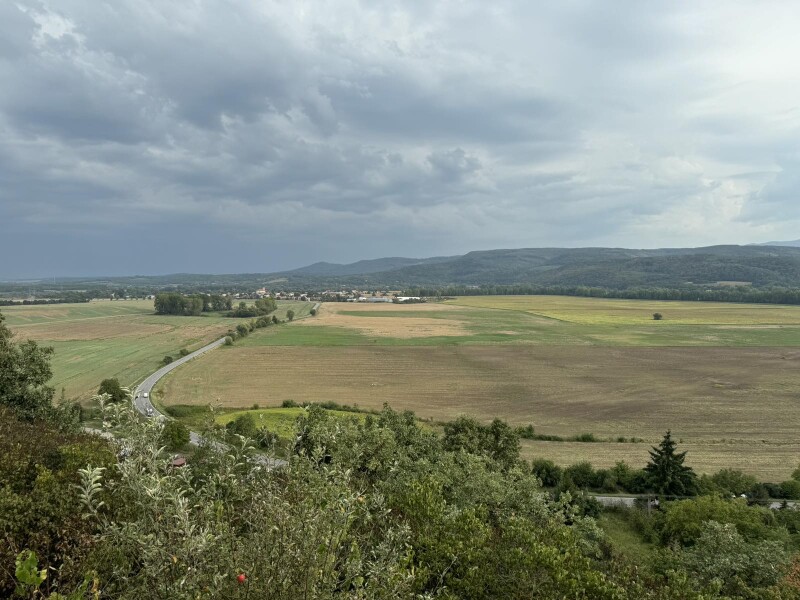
<box><xmin>215</xmin><ymin>407</ymin><xmax>366</xmax><ymax>439</ymax></box>
<box><xmin>598</xmin><ymin>510</ymin><xmax>655</xmax><ymax>563</ymax></box>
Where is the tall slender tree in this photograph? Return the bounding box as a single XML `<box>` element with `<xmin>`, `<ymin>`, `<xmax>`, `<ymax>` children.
<box><xmin>645</xmin><ymin>430</ymin><xmax>697</xmax><ymax>496</ymax></box>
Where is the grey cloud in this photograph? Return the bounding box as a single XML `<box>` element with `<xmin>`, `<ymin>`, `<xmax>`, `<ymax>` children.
<box><xmin>1</xmin><ymin>1</ymin><xmax>800</xmax><ymax>277</ymax></box>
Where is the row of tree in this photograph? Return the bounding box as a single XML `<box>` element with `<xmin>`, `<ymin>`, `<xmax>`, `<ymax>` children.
<box><xmin>154</xmin><ymin>292</ymin><xmax>281</xmax><ymax>317</ymax></box>
<box><xmin>407</xmin><ymin>284</ymin><xmax>800</xmax><ymax>306</ymax></box>
<box><xmin>226</xmin><ymin>297</ymin><xmax>277</xmax><ymax>317</ymax></box>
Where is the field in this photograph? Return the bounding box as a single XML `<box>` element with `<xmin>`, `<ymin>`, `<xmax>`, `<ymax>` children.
<box><xmin>13</xmin><ymin>295</ymin><xmax>800</xmax><ymax>479</ymax></box>
<box><xmin>153</xmin><ymin>297</ymin><xmax>800</xmax><ymax>479</ymax></box>
<box><xmin>3</xmin><ymin>299</ymin><xmax>311</xmax><ymax>400</ymax></box>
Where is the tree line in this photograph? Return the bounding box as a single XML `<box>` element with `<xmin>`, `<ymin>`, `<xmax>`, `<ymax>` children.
<box><xmin>153</xmin><ymin>292</ymin><xmax>234</xmax><ymax>315</ymax></box>
<box><xmin>407</xmin><ymin>284</ymin><xmax>800</xmax><ymax>305</ymax></box>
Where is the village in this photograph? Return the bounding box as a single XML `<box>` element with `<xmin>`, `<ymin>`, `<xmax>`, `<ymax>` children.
<box><xmin>237</xmin><ymin>288</ymin><xmax>423</xmax><ymax>303</ymax></box>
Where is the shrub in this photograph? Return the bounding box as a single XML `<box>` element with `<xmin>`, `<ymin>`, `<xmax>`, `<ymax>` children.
<box><xmin>653</xmin><ymin>312</ymin><xmax>663</xmax><ymax>320</ymax></box>
<box><xmin>515</xmin><ymin>424</ymin><xmax>536</xmax><ymax>439</ymax></box>
<box><xmin>226</xmin><ymin>413</ymin><xmax>258</xmax><ymax>439</ymax></box>
<box><xmin>224</xmin><ymin>336</ymin><xmax>234</xmax><ymax>346</ymax></box>
<box><xmin>531</xmin><ymin>458</ymin><xmax>562</xmax><ymax>487</ymax></box>
<box><xmin>98</xmin><ymin>378</ymin><xmax>129</xmax><ymax>403</ymax></box>
<box><xmin>162</xmin><ymin>355</ymin><xmax>173</xmax><ymax>365</ymax></box>
<box><xmin>563</xmin><ymin>462</ymin><xmax>599</xmax><ymax>489</ymax></box>
<box><xmin>282</xmin><ymin>399</ymin><xmax>298</xmax><ymax>408</ymax></box>
<box><xmin>236</xmin><ymin>324</ymin><xmax>249</xmax><ymax>338</ymax></box>
<box><xmin>271</xmin><ymin>315</ymin><xmax>279</xmax><ymax>324</ymax></box>
<box><xmin>160</xmin><ymin>420</ymin><xmax>190</xmax><ymax>450</ymax></box>
<box><xmin>310</xmin><ymin>308</ymin><xmax>317</xmax><ymax>316</ymax></box>
<box><xmin>178</xmin><ymin>348</ymin><xmax>190</xmax><ymax>357</ymax></box>
<box><xmin>286</xmin><ymin>309</ymin><xmax>295</xmax><ymax>321</ymax></box>
<box><xmin>780</xmin><ymin>479</ymin><xmax>800</xmax><ymax>500</ymax></box>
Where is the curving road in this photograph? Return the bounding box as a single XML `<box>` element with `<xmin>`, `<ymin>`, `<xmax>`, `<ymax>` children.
<box><xmin>131</xmin><ymin>303</ymin><xmax>320</xmax><ymax>465</ymax></box>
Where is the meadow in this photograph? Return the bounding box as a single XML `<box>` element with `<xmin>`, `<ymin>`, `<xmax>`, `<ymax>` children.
<box><xmin>3</xmin><ymin>299</ymin><xmax>310</xmax><ymax>400</ymax></box>
<box><xmin>156</xmin><ymin>297</ymin><xmax>800</xmax><ymax>479</ymax></box>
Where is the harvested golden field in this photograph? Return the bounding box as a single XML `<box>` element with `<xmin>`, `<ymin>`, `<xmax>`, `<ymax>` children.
<box><xmin>154</xmin><ymin>297</ymin><xmax>800</xmax><ymax>478</ymax></box>
<box><xmin>519</xmin><ymin>440</ymin><xmax>800</xmax><ymax>481</ymax></box>
<box><xmin>158</xmin><ymin>345</ymin><xmax>800</xmax><ymax>442</ymax></box>
<box><xmin>15</xmin><ymin>319</ymin><xmax>172</xmax><ymax>341</ymax></box>
<box><xmin>296</xmin><ymin>302</ymin><xmax>469</xmax><ymax>338</ymax></box>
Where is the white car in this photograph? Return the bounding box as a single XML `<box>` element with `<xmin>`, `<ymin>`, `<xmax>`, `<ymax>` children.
<box><xmin>143</xmin><ymin>392</ymin><xmax>149</xmax><ymax>398</ymax></box>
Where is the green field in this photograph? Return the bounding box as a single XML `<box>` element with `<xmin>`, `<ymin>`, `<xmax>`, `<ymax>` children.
<box><xmin>3</xmin><ymin>299</ymin><xmax>312</xmax><ymax>400</ymax></box>
<box><xmin>155</xmin><ymin>297</ymin><xmax>800</xmax><ymax>479</ymax></box>
<box><xmin>216</xmin><ymin>407</ymin><xmax>366</xmax><ymax>438</ymax></box>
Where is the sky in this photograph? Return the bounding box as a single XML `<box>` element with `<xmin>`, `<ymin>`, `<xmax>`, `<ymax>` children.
<box><xmin>1</xmin><ymin>1</ymin><xmax>799</xmax><ymax>278</ymax></box>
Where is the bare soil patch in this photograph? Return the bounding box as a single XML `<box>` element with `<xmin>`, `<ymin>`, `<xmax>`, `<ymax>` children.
<box><xmin>298</xmin><ymin>303</ymin><xmax>468</xmax><ymax>338</ymax></box>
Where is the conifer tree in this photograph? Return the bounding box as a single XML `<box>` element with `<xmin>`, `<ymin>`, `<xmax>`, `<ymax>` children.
<box><xmin>645</xmin><ymin>430</ymin><xmax>697</xmax><ymax>496</ymax></box>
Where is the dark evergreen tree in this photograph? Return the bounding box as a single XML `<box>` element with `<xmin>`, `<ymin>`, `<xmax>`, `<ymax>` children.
<box><xmin>645</xmin><ymin>430</ymin><xmax>697</xmax><ymax>496</ymax></box>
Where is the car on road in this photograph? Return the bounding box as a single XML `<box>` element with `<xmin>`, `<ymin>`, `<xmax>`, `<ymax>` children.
<box><xmin>146</xmin><ymin>407</ymin><xmax>154</xmax><ymax>417</ymax></box>
<box><xmin>142</xmin><ymin>392</ymin><xmax>149</xmax><ymax>398</ymax></box>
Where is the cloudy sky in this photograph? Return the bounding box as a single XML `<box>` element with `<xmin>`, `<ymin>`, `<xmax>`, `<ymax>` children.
<box><xmin>1</xmin><ymin>1</ymin><xmax>799</xmax><ymax>277</ymax></box>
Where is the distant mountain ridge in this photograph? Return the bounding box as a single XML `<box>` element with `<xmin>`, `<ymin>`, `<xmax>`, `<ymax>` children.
<box><xmin>275</xmin><ymin>244</ymin><xmax>800</xmax><ymax>289</ymax></box>
<box><xmin>755</xmin><ymin>240</ymin><xmax>800</xmax><ymax>247</ymax></box>
<box><xmin>8</xmin><ymin>244</ymin><xmax>800</xmax><ymax>291</ymax></box>
<box><xmin>289</xmin><ymin>255</ymin><xmax>457</xmax><ymax>276</ymax></box>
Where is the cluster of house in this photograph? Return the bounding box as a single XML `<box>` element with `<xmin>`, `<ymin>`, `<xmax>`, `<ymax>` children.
<box><xmin>239</xmin><ymin>288</ymin><xmax>424</xmax><ymax>303</ymax></box>
<box><xmin>314</xmin><ymin>290</ymin><xmax>423</xmax><ymax>303</ymax></box>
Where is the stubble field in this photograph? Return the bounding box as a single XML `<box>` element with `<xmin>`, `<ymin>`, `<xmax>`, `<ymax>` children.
<box><xmin>155</xmin><ymin>298</ymin><xmax>800</xmax><ymax>479</ymax></box>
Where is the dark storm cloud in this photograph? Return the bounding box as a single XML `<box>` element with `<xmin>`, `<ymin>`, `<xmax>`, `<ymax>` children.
<box><xmin>1</xmin><ymin>1</ymin><xmax>799</xmax><ymax>277</ymax></box>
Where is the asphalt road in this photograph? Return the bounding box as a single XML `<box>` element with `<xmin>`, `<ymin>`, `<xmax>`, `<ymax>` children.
<box><xmin>133</xmin><ymin>336</ymin><xmax>227</xmax><ymax>424</ymax></box>
<box><xmin>593</xmin><ymin>495</ymin><xmax>796</xmax><ymax>510</ymax></box>
<box><xmin>130</xmin><ymin>303</ymin><xmax>322</xmax><ymax>465</ymax></box>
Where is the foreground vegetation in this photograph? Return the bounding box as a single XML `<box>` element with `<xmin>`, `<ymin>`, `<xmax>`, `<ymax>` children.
<box><xmin>3</xmin><ymin>402</ymin><xmax>800</xmax><ymax>598</ymax></box>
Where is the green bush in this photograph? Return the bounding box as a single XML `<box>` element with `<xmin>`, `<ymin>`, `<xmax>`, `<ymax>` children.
<box><xmin>226</xmin><ymin>413</ymin><xmax>258</xmax><ymax>439</ymax></box>
<box><xmin>178</xmin><ymin>348</ymin><xmax>190</xmax><ymax>357</ymax></box>
<box><xmin>224</xmin><ymin>336</ymin><xmax>234</xmax><ymax>346</ymax></box>
<box><xmin>0</xmin><ymin>406</ymin><xmax>116</xmax><ymax>595</ymax></box>
<box><xmin>98</xmin><ymin>378</ymin><xmax>129</xmax><ymax>403</ymax></box>
<box><xmin>160</xmin><ymin>420</ymin><xmax>190</xmax><ymax>450</ymax></box>
<box><xmin>162</xmin><ymin>355</ymin><xmax>173</xmax><ymax>365</ymax></box>
<box><xmin>563</xmin><ymin>461</ymin><xmax>599</xmax><ymax>489</ymax></box>
<box><xmin>531</xmin><ymin>458</ymin><xmax>562</xmax><ymax>487</ymax></box>
<box><xmin>780</xmin><ymin>479</ymin><xmax>800</xmax><ymax>500</ymax></box>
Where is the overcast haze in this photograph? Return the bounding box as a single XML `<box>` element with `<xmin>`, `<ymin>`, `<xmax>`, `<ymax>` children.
<box><xmin>1</xmin><ymin>1</ymin><xmax>799</xmax><ymax>278</ymax></box>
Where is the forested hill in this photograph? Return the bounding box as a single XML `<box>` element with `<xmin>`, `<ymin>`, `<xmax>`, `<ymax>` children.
<box><xmin>7</xmin><ymin>245</ymin><xmax>800</xmax><ymax>293</ymax></box>
<box><xmin>275</xmin><ymin>245</ymin><xmax>800</xmax><ymax>289</ymax></box>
